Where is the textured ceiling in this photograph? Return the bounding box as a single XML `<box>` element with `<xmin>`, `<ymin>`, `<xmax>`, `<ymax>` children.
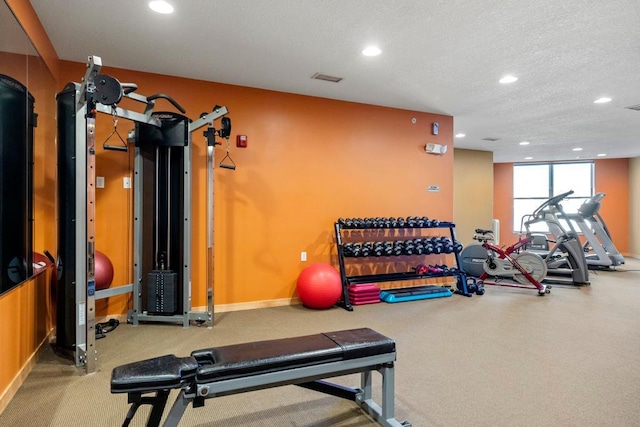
<box><xmin>29</xmin><ymin>0</ymin><xmax>640</xmax><ymax>162</ymax></box>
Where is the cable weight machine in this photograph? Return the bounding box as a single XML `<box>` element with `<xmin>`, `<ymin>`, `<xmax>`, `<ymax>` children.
<box><xmin>56</xmin><ymin>56</ymin><xmax>232</xmax><ymax>373</ymax></box>
<box><xmin>129</xmin><ymin>107</ymin><xmax>231</xmax><ymax>326</ymax></box>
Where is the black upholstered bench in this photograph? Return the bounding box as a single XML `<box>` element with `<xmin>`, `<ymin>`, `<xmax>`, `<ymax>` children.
<box><xmin>111</xmin><ymin>328</ymin><xmax>410</xmax><ymax>427</ymax></box>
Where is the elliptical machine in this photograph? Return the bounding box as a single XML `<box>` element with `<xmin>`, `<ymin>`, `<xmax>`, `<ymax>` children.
<box><xmin>521</xmin><ymin>190</ymin><xmax>590</xmax><ymax>285</ymax></box>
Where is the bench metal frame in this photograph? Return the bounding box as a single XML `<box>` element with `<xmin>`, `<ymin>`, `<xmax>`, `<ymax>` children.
<box><xmin>121</xmin><ymin>352</ymin><xmax>409</xmax><ymax>427</ymax></box>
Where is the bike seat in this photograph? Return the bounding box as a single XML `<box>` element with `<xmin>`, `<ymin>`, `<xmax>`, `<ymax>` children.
<box><xmin>475</xmin><ymin>228</ymin><xmax>493</xmax><ymax>234</ymax></box>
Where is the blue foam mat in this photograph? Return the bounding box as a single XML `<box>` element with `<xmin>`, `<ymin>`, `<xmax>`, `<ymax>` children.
<box><xmin>380</xmin><ymin>286</ymin><xmax>452</xmax><ymax>303</ymax></box>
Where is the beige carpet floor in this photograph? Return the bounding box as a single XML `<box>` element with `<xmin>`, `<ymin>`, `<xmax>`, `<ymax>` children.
<box><xmin>1</xmin><ymin>259</ymin><xmax>639</xmax><ymax>426</ymax></box>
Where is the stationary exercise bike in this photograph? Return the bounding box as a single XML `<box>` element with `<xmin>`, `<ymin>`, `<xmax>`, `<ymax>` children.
<box><xmin>460</xmin><ymin>229</ymin><xmax>551</xmax><ymax>295</ymax></box>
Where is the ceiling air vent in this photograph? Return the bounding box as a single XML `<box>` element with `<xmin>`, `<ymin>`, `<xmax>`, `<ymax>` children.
<box><xmin>624</xmin><ymin>104</ymin><xmax>640</xmax><ymax>111</ymax></box>
<box><xmin>311</xmin><ymin>73</ymin><xmax>343</xmax><ymax>83</ymax></box>
<box><xmin>481</xmin><ymin>137</ymin><xmax>500</xmax><ymax>142</ymax></box>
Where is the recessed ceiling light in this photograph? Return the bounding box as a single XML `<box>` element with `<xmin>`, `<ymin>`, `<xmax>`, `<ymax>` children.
<box><xmin>524</xmin><ymin>156</ymin><xmax>533</xmax><ymax>160</ymax></box>
<box><xmin>455</xmin><ymin>133</ymin><xmax>465</xmax><ymax>138</ymax></box>
<box><xmin>362</xmin><ymin>46</ymin><xmax>381</xmax><ymax>56</ymax></box>
<box><xmin>519</xmin><ymin>141</ymin><xmax>530</xmax><ymax>146</ymax></box>
<box><xmin>597</xmin><ymin>153</ymin><xmax>607</xmax><ymax>157</ymax></box>
<box><xmin>572</xmin><ymin>147</ymin><xmax>583</xmax><ymax>151</ymax></box>
<box><xmin>149</xmin><ymin>1</ymin><xmax>174</xmax><ymax>14</ymax></box>
<box><xmin>499</xmin><ymin>75</ymin><xmax>518</xmax><ymax>84</ymax></box>
<box><xmin>594</xmin><ymin>97</ymin><xmax>611</xmax><ymax>104</ymax></box>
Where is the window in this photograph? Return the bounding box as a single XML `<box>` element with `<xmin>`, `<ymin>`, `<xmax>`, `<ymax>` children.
<box><xmin>513</xmin><ymin>162</ymin><xmax>594</xmax><ymax>232</ymax></box>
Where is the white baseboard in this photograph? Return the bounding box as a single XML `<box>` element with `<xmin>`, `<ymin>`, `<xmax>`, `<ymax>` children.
<box><xmin>208</xmin><ymin>297</ymin><xmax>301</xmax><ymax>313</ymax></box>
<box><xmin>96</xmin><ymin>297</ymin><xmax>302</xmax><ymax>323</ymax></box>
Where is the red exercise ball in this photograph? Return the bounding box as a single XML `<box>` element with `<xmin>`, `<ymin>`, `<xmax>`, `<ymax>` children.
<box><xmin>94</xmin><ymin>250</ymin><xmax>114</xmax><ymax>291</ymax></box>
<box><xmin>32</xmin><ymin>252</ymin><xmax>51</xmax><ymax>274</ymax></box>
<box><xmin>296</xmin><ymin>263</ymin><xmax>342</xmax><ymax>309</ymax></box>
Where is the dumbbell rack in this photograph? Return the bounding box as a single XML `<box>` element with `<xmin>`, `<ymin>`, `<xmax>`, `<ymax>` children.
<box><xmin>334</xmin><ymin>217</ymin><xmax>472</xmax><ymax>311</ymax></box>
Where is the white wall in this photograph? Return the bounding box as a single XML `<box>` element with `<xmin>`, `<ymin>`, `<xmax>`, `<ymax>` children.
<box><xmin>453</xmin><ymin>149</ymin><xmax>494</xmax><ymax>246</ymax></box>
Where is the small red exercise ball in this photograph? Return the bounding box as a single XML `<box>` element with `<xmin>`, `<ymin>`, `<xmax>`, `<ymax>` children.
<box><xmin>32</xmin><ymin>252</ymin><xmax>51</xmax><ymax>274</ymax></box>
<box><xmin>94</xmin><ymin>250</ymin><xmax>114</xmax><ymax>291</ymax></box>
<box><xmin>296</xmin><ymin>263</ymin><xmax>342</xmax><ymax>309</ymax></box>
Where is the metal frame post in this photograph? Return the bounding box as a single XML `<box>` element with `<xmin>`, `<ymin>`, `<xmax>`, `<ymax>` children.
<box><xmin>73</xmin><ymin>55</ymin><xmax>103</xmax><ymax>373</ymax></box>
<box><xmin>131</xmin><ymin>145</ymin><xmax>144</xmax><ymax>325</ymax></box>
<box><xmin>206</xmin><ymin>144</ymin><xmax>215</xmax><ymax>328</ymax></box>
<box><xmin>182</xmin><ymin>139</ymin><xmax>192</xmax><ymax>328</ymax></box>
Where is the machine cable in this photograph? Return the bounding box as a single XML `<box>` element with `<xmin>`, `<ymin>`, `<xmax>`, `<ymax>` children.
<box><xmin>220</xmin><ymin>137</ymin><xmax>236</xmax><ymax>170</ymax></box>
<box><xmin>102</xmin><ymin>106</ymin><xmax>128</xmax><ymax>152</ymax></box>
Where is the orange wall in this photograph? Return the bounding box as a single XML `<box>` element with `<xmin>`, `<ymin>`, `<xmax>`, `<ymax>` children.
<box><xmin>0</xmin><ymin>51</ymin><xmax>27</xmax><ymax>83</ymax></box>
<box><xmin>5</xmin><ymin>0</ymin><xmax>58</xmax><ymax>77</ymax></box>
<box><xmin>593</xmin><ymin>159</ymin><xmax>629</xmax><ymax>252</ymax></box>
<box><xmin>0</xmin><ymin>271</ymin><xmax>51</xmax><ymax>405</ymax></box>
<box><xmin>58</xmin><ymin>60</ymin><xmax>455</xmax><ymax>314</ymax></box>
<box><xmin>493</xmin><ymin>159</ymin><xmax>630</xmax><ymax>251</ymax></box>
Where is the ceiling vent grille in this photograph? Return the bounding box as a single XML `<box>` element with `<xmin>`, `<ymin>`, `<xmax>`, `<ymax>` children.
<box><xmin>624</xmin><ymin>104</ymin><xmax>640</xmax><ymax>111</ymax></box>
<box><xmin>482</xmin><ymin>137</ymin><xmax>500</xmax><ymax>142</ymax></box>
<box><xmin>311</xmin><ymin>73</ymin><xmax>343</xmax><ymax>83</ymax></box>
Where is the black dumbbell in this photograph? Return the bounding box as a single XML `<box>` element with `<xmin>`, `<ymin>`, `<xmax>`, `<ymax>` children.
<box><xmin>427</xmin><ymin>218</ymin><xmax>441</xmax><ymax>227</ymax></box>
<box><xmin>422</xmin><ymin>239</ymin><xmax>434</xmax><ymax>254</ymax></box>
<box><xmin>396</xmin><ymin>217</ymin><xmax>406</xmax><ymax>228</ymax></box>
<box><xmin>453</xmin><ymin>241</ymin><xmax>463</xmax><ymax>253</ymax></box>
<box><xmin>430</xmin><ymin>237</ymin><xmax>444</xmax><ymax>254</ymax></box>
<box><xmin>403</xmin><ymin>240</ymin><xmax>416</xmax><ymax>255</ymax></box>
<box><xmin>417</xmin><ymin>216</ymin><xmax>429</xmax><ymax>227</ymax></box>
<box><xmin>392</xmin><ymin>240</ymin><xmax>404</xmax><ymax>256</ymax></box>
<box><xmin>448</xmin><ymin>266</ymin><xmax>461</xmax><ymax>275</ymax></box>
<box><xmin>405</xmin><ymin>216</ymin><xmax>416</xmax><ymax>227</ymax></box>
<box><xmin>439</xmin><ymin>237</ymin><xmax>451</xmax><ymax>253</ymax></box>
<box><xmin>438</xmin><ymin>237</ymin><xmax>454</xmax><ymax>253</ymax></box>
<box><xmin>383</xmin><ymin>241</ymin><xmax>394</xmax><ymax>256</ymax></box>
<box><xmin>413</xmin><ymin>239</ymin><xmax>425</xmax><ymax>254</ymax></box>
<box><xmin>372</xmin><ymin>241</ymin><xmax>385</xmax><ymax>256</ymax></box>
<box><xmin>351</xmin><ymin>242</ymin><xmax>362</xmax><ymax>257</ymax></box>
<box><xmin>342</xmin><ymin>242</ymin><xmax>354</xmax><ymax>256</ymax></box>
<box><xmin>361</xmin><ymin>242</ymin><xmax>373</xmax><ymax>257</ymax></box>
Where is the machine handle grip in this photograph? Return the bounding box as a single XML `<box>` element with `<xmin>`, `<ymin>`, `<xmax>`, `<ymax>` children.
<box><xmin>103</xmin><ymin>144</ymin><xmax>128</xmax><ymax>152</ymax></box>
<box><xmin>121</xmin><ymin>83</ymin><xmax>138</xmax><ymax>94</ymax></box>
<box><xmin>147</xmin><ymin>94</ymin><xmax>186</xmax><ymax>114</ymax></box>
